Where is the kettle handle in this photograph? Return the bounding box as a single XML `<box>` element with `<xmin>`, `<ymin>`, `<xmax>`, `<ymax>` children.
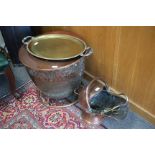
<box><xmin>85</xmin><ymin>78</ymin><xmax>109</xmax><ymax>110</ymax></box>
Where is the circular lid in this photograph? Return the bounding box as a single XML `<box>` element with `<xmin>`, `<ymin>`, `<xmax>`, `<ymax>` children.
<box><xmin>25</xmin><ymin>34</ymin><xmax>87</xmax><ymax>60</ymax></box>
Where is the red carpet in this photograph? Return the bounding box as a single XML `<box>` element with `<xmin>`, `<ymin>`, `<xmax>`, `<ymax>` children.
<box><xmin>0</xmin><ymin>81</ymin><xmax>104</xmax><ymax>129</ymax></box>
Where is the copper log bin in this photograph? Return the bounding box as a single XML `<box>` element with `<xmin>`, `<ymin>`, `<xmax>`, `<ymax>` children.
<box><xmin>19</xmin><ymin>31</ymin><xmax>93</xmax><ymax>106</ymax></box>
<box><xmin>19</xmin><ymin>46</ymin><xmax>85</xmax><ymax>99</ymax></box>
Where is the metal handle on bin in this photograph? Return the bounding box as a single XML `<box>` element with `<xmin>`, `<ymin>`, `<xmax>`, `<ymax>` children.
<box><xmin>80</xmin><ymin>47</ymin><xmax>93</xmax><ymax>57</ymax></box>
<box><xmin>22</xmin><ymin>36</ymin><xmax>33</xmax><ymax>45</ymax></box>
<box><xmin>117</xmin><ymin>93</ymin><xmax>128</xmax><ymax>104</ymax></box>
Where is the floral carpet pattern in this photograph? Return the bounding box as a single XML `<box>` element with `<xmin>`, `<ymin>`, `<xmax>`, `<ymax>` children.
<box><xmin>0</xmin><ymin>81</ymin><xmax>104</xmax><ymax>129</ymax></box>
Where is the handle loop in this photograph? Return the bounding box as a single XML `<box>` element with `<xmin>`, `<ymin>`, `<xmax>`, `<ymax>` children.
<box><xmin>22</xmin><ymin>36</ymin><xmax>33</xmax><ymax>45</ymax></box>
<box><xmin>80</xmin><ymin>47</ymin><xmax>93</xmax><ymax>57</ymax></box>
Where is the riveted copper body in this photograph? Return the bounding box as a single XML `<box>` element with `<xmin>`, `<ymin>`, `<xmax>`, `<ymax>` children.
<box><xmin>19</xmin><ymin>46</ymin><xmax>85</xmax><ymax>99</ymax></box>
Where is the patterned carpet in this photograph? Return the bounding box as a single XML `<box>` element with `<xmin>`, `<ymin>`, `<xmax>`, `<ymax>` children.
<box><xmin>0</xmin><ymin>81</ymin><xmax>104</xmax><ymax>129</ymax></box>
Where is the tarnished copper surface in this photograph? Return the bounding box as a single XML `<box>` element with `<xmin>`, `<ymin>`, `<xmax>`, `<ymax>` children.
<box><xmin>27</xmin><ymin>58</ymin><xmax>84</xmax><ymax>99</ymax></box>
<box><xmin>82</xmin><ymin>111</ymin><xmax>104</xmax><ymax>125</ymax></box>
<box><xmin>37</xmin><ymin>89</ymin><xmax>78</xmax><ymax>108</ymax></box>
<box><xmin>79</xmin><ymin>79</ymin><xmax>105</xmax><ymax>125</ymax></box>
<box><xmin>19</xmin><ymin>46</ymin><xmax>85</xmax><ymax>99</ymax></box>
